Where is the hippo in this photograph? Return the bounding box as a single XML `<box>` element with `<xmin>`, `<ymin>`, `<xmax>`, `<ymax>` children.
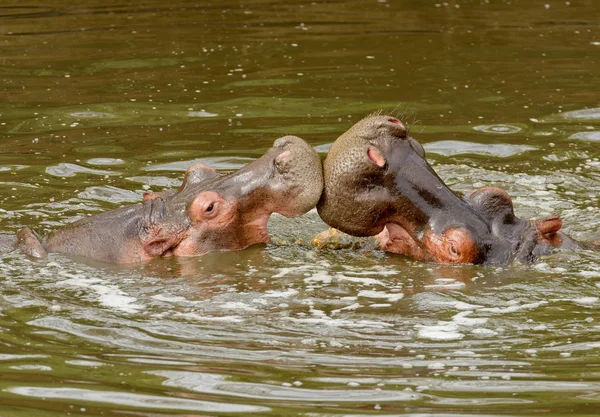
<box><xmin>17</xmin><ymin>135</ymin><xmax>323</xmax><ymax>264</ymax></box>
<box><xmin>315</xmin><ymin>114</ymin><xmax>583</xmax><ymax>264</ymax></box>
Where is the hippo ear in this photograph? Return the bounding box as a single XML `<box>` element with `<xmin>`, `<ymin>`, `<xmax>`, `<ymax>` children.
<box><xmin>143</xmin><ymin>190</ymin><xmax>176</xmax><ymax>201</ymax></box>
<box><xmin>142</xmin><ymin>164</ymin><xmax>218</xmax><ymax>201</ymax></box>
<box><xmin>467</xmin><ymin>187</ymin><xmax>516</xmax><ymax>224</ymax></box>
<box><xmin>367</xmin><ymin>147</ymin><xmax>386</xmax><ymax>168</ymax></box>
<box><xmin>181</xmin><ymin>163</ymin><xmax>220</xmax><ymax>188</ymax></box>
<box><xmin>532</xmin><ymin>215</ymin><xmax>562</xmax><ymax>236</ymax></box>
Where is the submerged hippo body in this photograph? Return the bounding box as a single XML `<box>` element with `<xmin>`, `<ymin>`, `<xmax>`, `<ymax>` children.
<box><xmin>18</xmin><ymin>136</ymin><xmax>323</xmax><ymax>264</ymax></box>
<box><xmin>317</xmin><ymin>114</ymin><xmax>581</xmax><ymax>265</ymax></box>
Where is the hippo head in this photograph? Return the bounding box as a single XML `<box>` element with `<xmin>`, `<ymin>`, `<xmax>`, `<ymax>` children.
<box><xmin>317</xmin><ymin>115</ymin><xmax>563</xmax><ymax>264</ymax></box>
<box><xmin>143</xmin><ymin>135</ymin><xmax>324</xmax><ymax>258</ymax></box>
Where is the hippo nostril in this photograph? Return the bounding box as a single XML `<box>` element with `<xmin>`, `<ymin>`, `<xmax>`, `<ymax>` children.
<box><xmin>385</xmin><ymin>118</ymin><xmax>408</xmax><ymax>138</ymax></box>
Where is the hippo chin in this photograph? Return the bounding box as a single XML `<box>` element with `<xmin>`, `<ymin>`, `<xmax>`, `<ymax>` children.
<box><xmin>316</xmin><ymin>114</ymin><xmax>582</xmax><ymax>265</ymax></box>
<box><xmin>17</xmin><ymin>135</ymin><xmax>323</xmax><ymax>264</ymax></box>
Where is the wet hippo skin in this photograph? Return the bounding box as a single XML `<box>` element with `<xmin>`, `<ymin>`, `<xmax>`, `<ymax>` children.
<box><xmin>316</xmin><ymin>114</ymin><xmax>583</xmax><ymax>265</ymax></box>
<box><xmin>17</xmin><ymin>136</ymin><xmax>324</xmax><ymax>264</ymax></box>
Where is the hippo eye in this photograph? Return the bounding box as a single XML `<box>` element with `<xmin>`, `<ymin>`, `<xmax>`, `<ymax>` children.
<box><xmin>205</xmin><ymin>202</ymin><xmax>215</xmax><ymax>213</ymax></box>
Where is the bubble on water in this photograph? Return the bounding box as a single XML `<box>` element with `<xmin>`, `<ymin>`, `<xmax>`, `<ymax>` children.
<box><xmin>473</xmin><ymin>124</ymin><xmax>522</xmax><ymax>134</ymax></box>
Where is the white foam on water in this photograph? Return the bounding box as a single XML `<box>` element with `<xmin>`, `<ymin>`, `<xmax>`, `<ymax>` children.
<box><xmin>452</xmin><ymin>311</ymin><xmax>488</xmax><ymax>326</ymax></box>
<box><xmin>56</xmin><ymin>275</ymin><xmax>143</xmax><ymax>313</ymax></box>
<box><xmin>9</xmin><ymin>365</ymin><xmax>52</xmax><ymax>371</ymax></box>
<box><xmin>218</xmin><ymin>302</ymin><xmax>259</xmax><ymax>312</ymax></box>
<box><xmin>174</xmin><ymin>312</ymin><xmax>245</xmax><ymax>323</ymax></box>
<box><xmin>304</xmin><ymin>271</ymin><xmax>333</xmax><ymax>284</ymax></box>
<box><xmin>65</xmin><ymin>360</ymin><xmax>106</xmax><ymax>367</ymax></box>
<box><xmin>424</xmin><ymin>280</ymin><xmax>466</xmax><ymax>290</ymax></box>
<box><xmin>435</xmin><ymin>301</ymin><xmax>484</xmax><ymax>310</ymax></box>
<box><xmin>479</xmin><ymin>301</ymin><xmax>548</xmax><ymax>314</ymax></box>
<box><xmin>152</xmin><ymin>294</ymin><xmax>193</xmax><ymax>303</ymax></box>
<box><xmin>97</xmin><ymin>291</ymin><xmax>142</xmax><ymax>313</ymax></box>
<box><xmin>470</xmin><ymin>328</ymin><xmax>499</xmax><ymax>337</ymax></box>
<box><xmin>263</xmin><ymin>289</ymin><xmax>299</xmax><ymax>298</ymax></box>
<box><xmin>416</xmin><ymin>322</ymin><xmax>464</xmax><ymax>341</ymax></box>
<box><xmin>336</xmin><ymin>275</ymin><xmax>385</xmax><ymax>286</ymax></box>
<box><xmin>331</xmin><ymin>303</ymin><xmax>362</xmax><ymax>315</ymax></box>
<box><xmin>357</xmin><ymin>290</ymin><xmax>404</xmax><ymax>302</ymax></box>
<box><xmin>286</xmin><ymin>316</ymin><xmax>394</xmax><ymax>329</ymax></box>
<box><xmin>554</xmin><ymin>297</ymin><xmax>599</xmax><ymax>306</ymax></box>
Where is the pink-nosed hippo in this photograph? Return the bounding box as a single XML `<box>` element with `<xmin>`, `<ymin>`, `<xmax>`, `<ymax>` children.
<box><xmin>316</xmin><ymin>114</ymin><xmax>584</xmax><ymax>264</ymax></box>
<box><xmin>17</xmin><ymin>135</ymin><xmax>323</xmax><ymax>264</ymax></box>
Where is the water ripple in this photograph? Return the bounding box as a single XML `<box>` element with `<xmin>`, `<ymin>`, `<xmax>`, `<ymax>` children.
<box><xmin>6</xmin><ymin>386</ymin><xmax>270</xmax><ymax>413</ymax></box>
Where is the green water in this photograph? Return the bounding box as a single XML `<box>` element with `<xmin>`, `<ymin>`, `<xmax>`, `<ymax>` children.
<box><xmin>1</xmin><ymin>1</ymin><xmax>600</xmax><ymax>416</ymax></box>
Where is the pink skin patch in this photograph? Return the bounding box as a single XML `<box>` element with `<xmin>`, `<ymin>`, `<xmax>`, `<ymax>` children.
<box><xmin>276</xmin><ymin>150</ymin><xmax>292</xmax><ymax>161</ymax></box>
<box><xmin>388</xmin><ymin>118</ymin><xmax>405</xmax><ymax>128</ymax></box>
<box><xmin>375</xmin><ymin>223</ymin><xmax>431</xmax><ymax>261</ymax></box>
<box><xmin>367</xmin><ymin>148</ymin><xmax>386</xmax><ymax>168</ymax></box>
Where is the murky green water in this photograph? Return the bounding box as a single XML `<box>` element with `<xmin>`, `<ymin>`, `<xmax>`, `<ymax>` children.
<box><xmin>1</xmin><ymin>1</ymin><xmax>600</xmax><ymax>416</ymax></box>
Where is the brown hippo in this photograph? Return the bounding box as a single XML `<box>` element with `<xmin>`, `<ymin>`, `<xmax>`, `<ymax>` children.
<box><xmin>316</xmin><ymin>114</ymin><xmax>583</xmax><ymax>264</ymax></box>
<box><xmin>17</xmin><ymin>135</ymin><xmax>323</xmax><ymax>264</ymax></box>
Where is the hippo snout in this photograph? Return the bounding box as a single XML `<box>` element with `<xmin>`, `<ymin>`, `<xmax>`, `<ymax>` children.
<box><xmin>269</xmin><ymin>135</ymin><xmax>324</xmax><ymax>217</ymax></box>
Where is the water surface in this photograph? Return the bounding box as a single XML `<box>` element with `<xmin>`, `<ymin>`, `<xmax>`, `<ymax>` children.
<box><xmin>1</xmin><ymin>1</ymin><xmax>600</xmax><ymax>416</ymax></box>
